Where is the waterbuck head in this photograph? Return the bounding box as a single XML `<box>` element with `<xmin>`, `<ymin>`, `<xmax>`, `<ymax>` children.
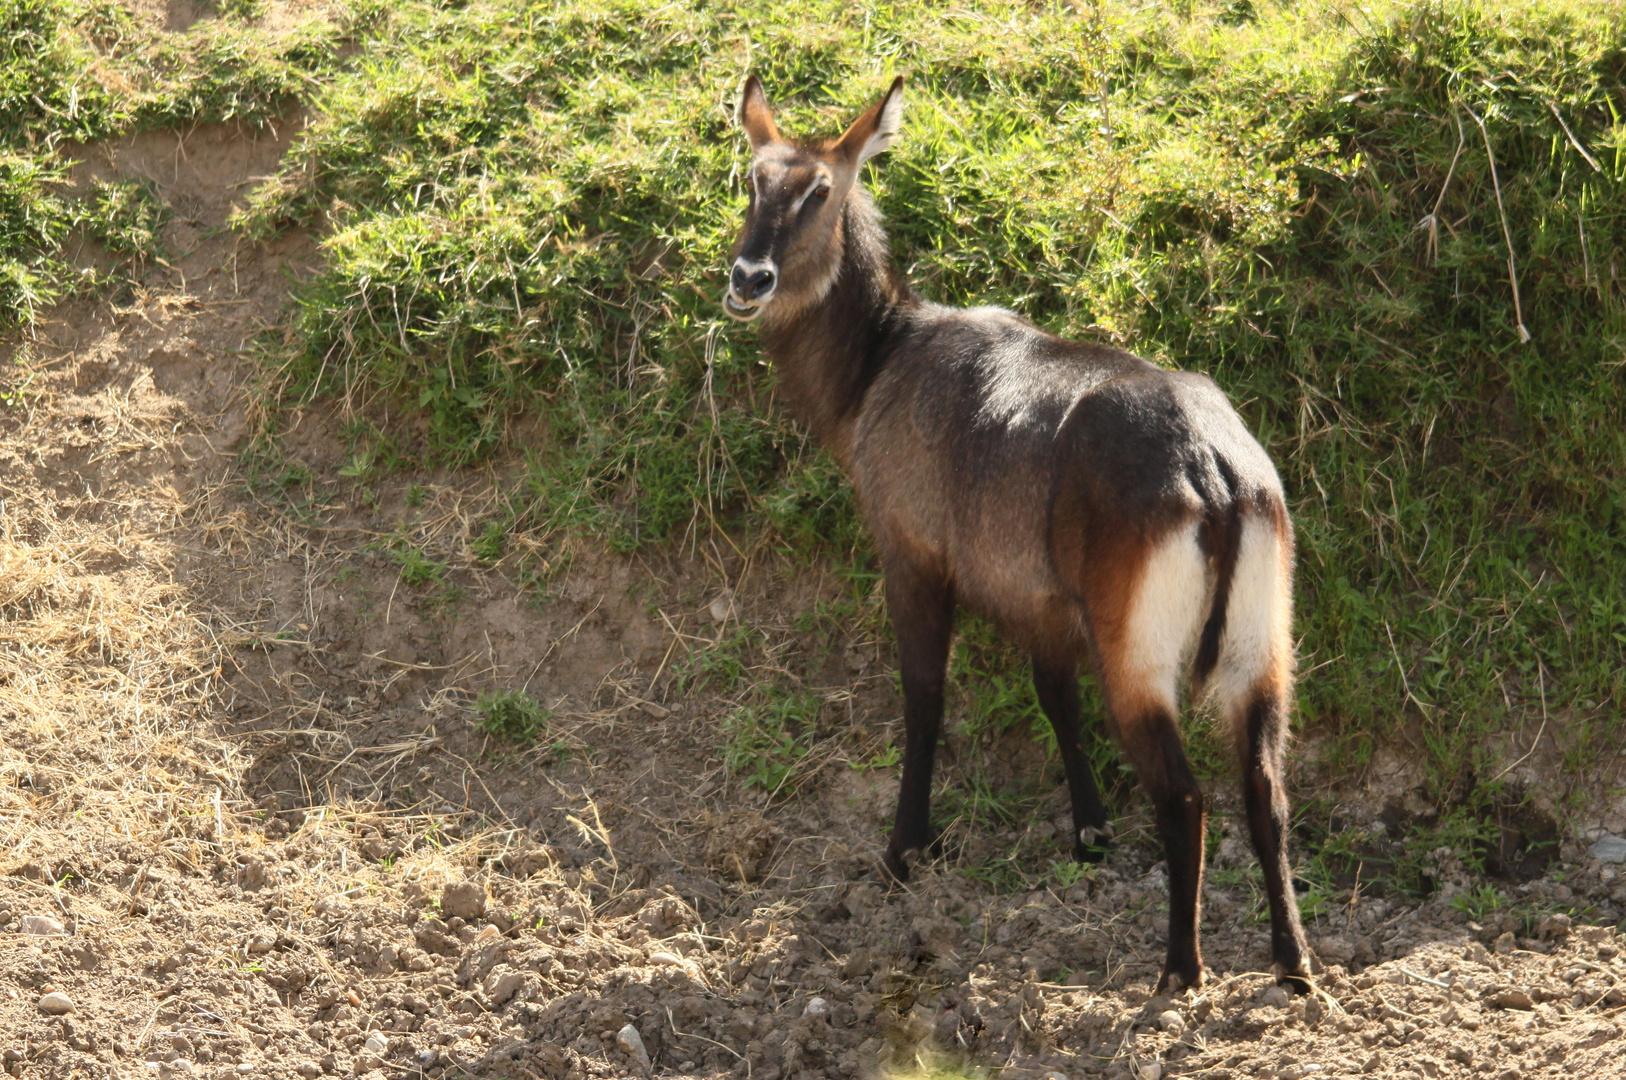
<box><xmin>722</xmin><ymin>75</ymin><xmax>904</xmax><ymax>323</ymax></box>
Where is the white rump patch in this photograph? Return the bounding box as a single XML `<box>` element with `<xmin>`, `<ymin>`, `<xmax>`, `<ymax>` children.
<box><xmin>1206</xmin><ymin>514</ymin><xmax>1289</xmax><ymax>712</ymax></box>
<box><xmin>1121</xmin><ymin>520</ymin><xmax>1209</xmax><ymax>713</ymax></box>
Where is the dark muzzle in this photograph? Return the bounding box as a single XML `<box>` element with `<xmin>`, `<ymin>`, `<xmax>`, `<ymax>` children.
<box><xmin>731</xmin><ymin>264</ymin><xmax>776</xmax><ymax>300</ymax></box>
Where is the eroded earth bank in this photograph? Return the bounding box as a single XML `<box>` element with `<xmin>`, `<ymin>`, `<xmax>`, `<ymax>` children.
<box><xmin>3</xmin><ymin>115</ymin><xmax>1626</xmax><ymax>1080</ymax></box>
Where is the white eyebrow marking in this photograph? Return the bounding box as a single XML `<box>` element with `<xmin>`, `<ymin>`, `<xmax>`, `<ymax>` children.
<box><xmin>791</xmin><ymin>172</ymin><xmax>830</xmax><ymax>213</ymax></box>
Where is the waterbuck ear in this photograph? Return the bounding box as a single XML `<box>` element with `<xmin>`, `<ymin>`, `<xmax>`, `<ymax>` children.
<box><xmin>739</xmin><ymin>75</ymin><xmax>780</xmax><ymax>151</ymax></box>
<box><xmin>837</xmin><ymin>76</ymin><xmax>905</xmax><ymax>166</ymax></box>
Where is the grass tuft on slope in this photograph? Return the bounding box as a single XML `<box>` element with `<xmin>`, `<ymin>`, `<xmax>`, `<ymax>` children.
<box><xmin>0</xmin><ymin>0</ymin><xmax>350</xmax><ymax>328</ymax></box>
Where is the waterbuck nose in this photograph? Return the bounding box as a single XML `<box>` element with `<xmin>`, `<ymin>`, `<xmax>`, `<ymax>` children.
<box><xmin>730</xmin><ymin>262</ymin><xmax>776</xmax><ymax>301</ymax></box>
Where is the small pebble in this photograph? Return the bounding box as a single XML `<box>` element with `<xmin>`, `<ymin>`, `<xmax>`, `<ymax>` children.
<box><xmin>1138</xmin><ymin>1063</ymin><xmax>1162</xmax><ymax>1080</ymax></box>
<box><xmin>616</xmin><ymin>1023</ymin><xmax>651</xmax><ymax>1075</ymax></box>
<box><xmin>1493</xmin><ymin>931</ymin><xmax>1516</xmax><ymax>954</ymax></box>
<box><xmin>22</xmin><ymin>915</ymin><xmax>65</xmax><ymax>936</ymax></box>
<box><xmin>803</xmin><ymin>996</ymin><xmax>829</xmax><ymax>1017</ymax></box>
<box><xmin>365</xmin><ymin>1033</ymin><xmax>388</xmax><ymax>1054</ymax></box>
<box><xmin>38</xmin><ymin>991</ymin><xmax>74</xmax><ymax>1015</ymax></box>
<box><xmin>1156</xmin><ymin>1009</ymin><xmax>1183</xmax><ymax>1034</ymax></box>
<box><xmin>235</xmin><ymin>1065</ymin><xmax>254</xmax><ymax>1074</ymax></box>
<box><xmin>1588</xmin><ymin>834</ymin><xmax>1626</xmax><ymax>863</ymax></box>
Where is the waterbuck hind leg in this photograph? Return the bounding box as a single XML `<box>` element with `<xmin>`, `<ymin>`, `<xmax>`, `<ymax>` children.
<box><xmin>1116</xmin><ymin>705</ymin><xmax>1208</xmax><ymax>992</ymax></box>
<box><xmin>1032</xmin><ymin>658</ymin><xmax>1113</xmax><ymax>862</ymax></box>
<box><xmin>880</xmin><ymin>566</ymin><xmax>953</xmax><ymax>885</ymax></box>
<box><xmin>1240</xmin><ymin>688</ymin><xmax>1312</xmax><ymax>990</ymax></box>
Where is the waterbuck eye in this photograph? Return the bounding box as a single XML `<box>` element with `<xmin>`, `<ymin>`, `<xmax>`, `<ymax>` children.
<box><xmin>813</xmin><ymin>184</ymin><xmax>831</xmax><ymax>199</ymax></box>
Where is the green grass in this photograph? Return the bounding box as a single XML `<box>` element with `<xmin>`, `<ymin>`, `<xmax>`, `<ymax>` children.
<box><xmin>5</xmin><ymin>0</ymin><xmax>1624</xmax><ymax>895</ymax></box>
<box><xmin>721</xmin><ymin>691</ymin><xmax>820</xmax><ymax>795</ymax></box>
<box><xmin>474</xmin><ymin>688</ymin><xmax>550</xmax><ymax>742</ymax></box>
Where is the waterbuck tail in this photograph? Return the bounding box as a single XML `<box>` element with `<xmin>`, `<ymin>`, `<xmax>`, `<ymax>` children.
<box><xmin>1191</xmin><ymin>497</ymin><xmax>1244</xmax><ymax>692</ymax></box>
<box><xmin>1203</xmin><ymin>497</ymin><xmax>1295</xmax><ymax>723</ymax></box>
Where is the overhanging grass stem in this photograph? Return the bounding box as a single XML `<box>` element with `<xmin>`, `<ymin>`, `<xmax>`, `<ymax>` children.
<box><xmin>1464</xmin><ymin>103</ymin><xmax>1530</xmax><ymax>344</ymax></box>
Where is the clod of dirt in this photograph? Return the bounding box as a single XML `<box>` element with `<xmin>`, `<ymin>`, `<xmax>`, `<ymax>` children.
<box><xmin>38</xmin><ymin>991</ymin><xmax>74</xmax><ymax>1015</ymax></box>
<box><xmin>1541</xmin><ymin>912</ymin><xmax>1573</xmax><ymax>940</ymax></box>
<box><xmin>21</xmin><ymin>914</ymin><xmax>65</xmax><ymax>936</ymax></box>
<box><xmin>313</xmin><ymin>892</ymin><xmax>351</xmax><ymax>916</ymax></box>
<box><xmin>700</xmin><ymin>808</ymin><xmax>779</xmax><ymax>881</ymax></box>
<box><xmin>442</xmin><ymin>880</ymin><xmax>487</xmax><ymax>920</ymax></box>
<box><xmin>1258</xmin><ymin>984</ymin><xmax>1291</xmax><ymax>1008</ymax></box>
<box><xmin>1493</xmin><ymin>989</ymin><xmax>1536</xmax><ymax>1010</ymax></box>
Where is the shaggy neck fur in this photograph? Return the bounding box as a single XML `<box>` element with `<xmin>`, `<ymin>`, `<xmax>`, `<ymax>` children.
<box><xmin>757</xmin><ymin>187</ymin><xmax>914</xmax><ymax>465</ymax></box>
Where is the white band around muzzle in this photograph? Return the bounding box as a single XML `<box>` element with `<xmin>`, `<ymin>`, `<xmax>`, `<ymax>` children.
<box><xmin>725</xmin><ymin>258</ymin><xmax>778</xmax><ymax>319</ymax></box>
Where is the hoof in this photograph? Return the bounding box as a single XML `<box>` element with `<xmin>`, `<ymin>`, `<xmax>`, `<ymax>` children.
<box><xmin>878</xmin><ymin>847</ymin><xmax>913</xmax><ymax>887</ymax></box>
<box><xmin>1273</xmin><ymin>961</ymin><xmax>1314</xmax><ymax>996</ymax></box>
<box><xmin>1156</xmin><ymin>965</ymin><xmax>1206</xmax><ymax>994</ymax></box>
<box><xmin>1074</xmin><ymin>823</ymin><xmax>1114</xmax><ymax>864</ymax></box>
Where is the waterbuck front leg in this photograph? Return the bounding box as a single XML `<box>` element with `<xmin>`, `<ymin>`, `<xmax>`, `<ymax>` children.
<box><xmin>1032</xmin><ymin>657</ymin><xmax>1113</xmax><ymax>862</ymax></box>
<box><xmin>881</xmin><ymin>564</ymin><xmax>953</xmax><ymax>884</ymax></box>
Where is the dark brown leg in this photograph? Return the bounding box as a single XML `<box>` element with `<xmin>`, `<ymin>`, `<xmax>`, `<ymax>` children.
<box><xmin>1240</xmin><ymin>689</ymin><xmax>1311</xmax><ymax>987</ymax></box>
<box><xmin>1117</xmin><ymin>706</ymin><xmax>1206</xmax><ymax>992</ymax></box>
<box><xmin>881</xmin><ymin>566</ymin><xmax>953</xmax><ymax>883</ymax></box>
<box><xmin>1032</xmin><ymin>657</ymin><xmax>1113</xmax><ymax>861</ymax></box>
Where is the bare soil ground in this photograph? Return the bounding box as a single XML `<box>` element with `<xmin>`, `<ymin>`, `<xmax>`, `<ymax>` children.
<box><xmin>3</xmin><ymin>115</ymin><xmax>1626</xmax><ymax>1080</ymax></box>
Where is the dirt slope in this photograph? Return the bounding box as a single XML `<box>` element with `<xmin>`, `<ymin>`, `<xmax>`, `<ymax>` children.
<box><xmin>2</xmin><ymin>117</ymin><xmax>1626</xmax><ymax>1080</ymax></box>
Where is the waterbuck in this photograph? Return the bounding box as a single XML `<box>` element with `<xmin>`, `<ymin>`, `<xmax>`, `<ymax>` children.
<box><xmin>722</xmin><ymin>75</ymin><xmax>1310</xmax><ymax>992</ymax></box>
